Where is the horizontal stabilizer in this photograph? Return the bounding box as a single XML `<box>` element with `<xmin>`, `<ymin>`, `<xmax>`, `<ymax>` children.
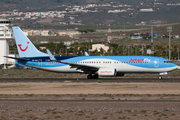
<box><xmin>4</xmin><ymin>56</ymin><xmax>30</xmax><ymax>61</ymax></box>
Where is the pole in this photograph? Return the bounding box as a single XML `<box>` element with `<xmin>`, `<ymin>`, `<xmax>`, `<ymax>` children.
<box><xmin>166</xmin><ymin>46</ymin><xmax>167</xmax><ymax>59</ymax></box>
<box><xmin>3</xmin><ymin>26</ymin><xmax>6</xmax><ymax>69</ymax></box>
<box><xmin>151</xmin><ymin>25</ymin><xmax>153</xmax><ymax>43</ymax></box>
<box><xmin>178</xmin><ymin>47</ymin><xmax>179</xmax><ymax>61</ymax></box>
<box><xmin>142</xmin><ymin>44</ymin><xmax>143</xmax><ymax>56</ymax></box>
<box><xmin>169</xmin><ymin>31</ymin><xmax>171</xmax><ymax>60</ymax></box>
<box><xmin>128</xmin><ymin>46</ymin><xmax>129</xmax><ymax>55</ymax></box>
<box><xmin>167</xmin><ymin>26</ymin><xmax>172</xmax><ymax>61</ymax></box>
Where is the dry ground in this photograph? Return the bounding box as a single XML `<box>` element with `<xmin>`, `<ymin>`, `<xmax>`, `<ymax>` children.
<box><xmin>0</xmin><ymin>82</ymin><xmax>180</xmax><ymax>119</ymax></box>
<box><xmin>0</xmin><ymin>82</ymin><xmax>180</xmax><ymax>95</ymax></box>
<box><xmin>1</xmin><ymin>101</ymin><xmax>180</xmax><ymax>120</ymax></box>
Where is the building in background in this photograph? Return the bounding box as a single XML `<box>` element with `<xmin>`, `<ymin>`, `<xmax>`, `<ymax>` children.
<box><xmin>0</xmin><ymin>19</ymin><xmax>14</xmax><ymax>67</ymax></box>
<box><xmin>89</xmin><ymin>44</ymin><xmax>109</xmax><ymax>52</ymax></box>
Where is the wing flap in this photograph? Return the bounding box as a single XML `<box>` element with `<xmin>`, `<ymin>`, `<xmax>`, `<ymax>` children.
<box><xmin>59</xmin><ymin>61</ymin><xmax>99</xmax><ymax>71</ymax></box>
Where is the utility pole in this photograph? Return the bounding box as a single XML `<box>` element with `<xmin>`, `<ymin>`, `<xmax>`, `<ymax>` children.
<box><xmin>128</xmin><ymin>46</ymin><xmax>129</xmax><ymax>55</ymax></box>
<box><xmin>177</xmin><ymin>47</ymin><xmax>179</xmax><ymax>61</ymax></box>
<box><xmin>167</xmin><ymin>26</ymin><xmax>172</xmax><ymax>61</ymax></box>
<box><xmin>142</xmin><ymin>44</ymin><xmax>144</xmax><ymax>56</ymax></box>
<box><xmin>166</xmin><ymin>46</ymin><xmax>167</xmax><ymax>59</ymax></box>
<box><xmin>151</xmin><ymin>25</ymin><xmax>153</xmax><ymax>43</ymax></box>
<box><xmin>107</xmin><ymin>22</ymin><xmax>112</xmax><ymax>42</ymax></box>
<box><xmin>3</xmin><ymin>26</ymin><xmax>6</xmax><ymax>69</ymax></box>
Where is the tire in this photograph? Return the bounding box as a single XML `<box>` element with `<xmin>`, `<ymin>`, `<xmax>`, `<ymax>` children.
<box><xmin>87</xmin><ymin>75</ymin><xmax>92</xmax><ymax>79</ymax></box>
<box><xmin>94</xmin><ymin>74</ymin><xmax>99</xmax><ymax>79</ymax></box>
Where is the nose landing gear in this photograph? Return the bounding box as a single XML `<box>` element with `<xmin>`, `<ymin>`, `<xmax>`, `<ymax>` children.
<box><xmin>87</xmin><ymin>74</ymin><xmax>99</xmax><ymax>79</ymax></box>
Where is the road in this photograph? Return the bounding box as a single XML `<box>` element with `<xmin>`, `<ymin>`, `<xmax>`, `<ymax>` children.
<box><xmin>96</xmin><ymin>28</ymin><xmax>148</xmax><ymax>32</ymax></box>
<box><xmin>0</xmin><ymin>99</ymin><xmax>180</xmax><ymax>102</ymax></box>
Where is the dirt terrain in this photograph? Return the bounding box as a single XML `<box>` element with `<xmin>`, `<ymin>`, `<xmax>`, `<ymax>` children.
<box><xmin>1</xmin><ymin>101</ymin><xmax>180</xmax><ymax>120</ymax></box>
<box><xmin>0</xmin><ymin>82</ymin><xmax>180</xmax><ymax>95</ymax></box>
<box><xmin>0</xmin><ymin>82</ymin><xmax>180</xmax><ymax>119</ymax></box>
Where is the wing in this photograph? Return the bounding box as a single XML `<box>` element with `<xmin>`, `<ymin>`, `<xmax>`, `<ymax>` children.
<box><xmin>46</xmin><ymin>49</ymin><xmax>99</xmax><ymax>73</ymax></box>
<box><xmin>59</xmin><ymin>61</ymin><xmax>99</xmax><ymax>72</ymax></box>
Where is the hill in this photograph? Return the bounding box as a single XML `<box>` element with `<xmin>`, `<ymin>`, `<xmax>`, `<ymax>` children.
<box><xmin>1</xmin><ymin>0</ymin><xmax>180</xmax><ymax>25</ymax></box>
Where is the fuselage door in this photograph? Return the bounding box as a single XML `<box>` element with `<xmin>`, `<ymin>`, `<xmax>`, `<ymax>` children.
<box><xmin>38</xmin><ymin>59</ymin><xmax>42</xmax><ymax>67</ymax></box>
<box><xmin>154</xmin><ymin>59</ymin><xmax>159</xmax><ymax>67</ymax></box>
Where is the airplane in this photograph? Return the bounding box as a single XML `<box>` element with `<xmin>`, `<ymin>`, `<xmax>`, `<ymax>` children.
<box><xmin>5</xmin><ymin>26</ymin><xmax>180</xmax><ymax>79</ymax></box>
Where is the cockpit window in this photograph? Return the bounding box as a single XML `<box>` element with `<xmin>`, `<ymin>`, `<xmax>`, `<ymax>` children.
<box><xmin>164</xmin><ymin>61</ymin><xmax>172</xmax><ymax>63</ymax></box>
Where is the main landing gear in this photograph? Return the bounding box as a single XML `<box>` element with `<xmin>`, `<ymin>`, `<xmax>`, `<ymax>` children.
<box><xmin>87</xmin><ymin>74</ymin><xmax>99</xmax><ymax>79</ymax></box>
<box><xmin>158</xmin><ymin>76</ymin><xmax>162</xmax><ymax>79</ymax></box>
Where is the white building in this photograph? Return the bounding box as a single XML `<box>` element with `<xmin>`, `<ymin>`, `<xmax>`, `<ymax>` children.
<box><xmin>89</xmin><ymin>44</ymin><xmax>109</xmax><ymax>52</ymax></box>
<box><xmin>139</xmin><ymin>8</ymin><xmax>154</xmax><ymax>12</ymax></box>
<box><xmin>41</xmin><ymin>30</ymin><xmax>49</xmax><ymax>36</ymax></box>
<box><xmin>0</xmin><ymin>19</ymin><xmax>14</xmax><ymax>66</ymax></box>
<box><xmin>58</xmin><ymin>30</ymin><xmax>81</xmax><ymax>38</ymax></box>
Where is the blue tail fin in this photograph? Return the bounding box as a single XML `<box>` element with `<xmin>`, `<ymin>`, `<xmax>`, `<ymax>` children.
<box><xmin>12</xmin><ymin>26</ymin><xmax>48</xmax><ymax>58</ymax></box>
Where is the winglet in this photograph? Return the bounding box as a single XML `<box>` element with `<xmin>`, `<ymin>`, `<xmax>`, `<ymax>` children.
<box><xmin>85</xmin><ymin>52</ymin><xmax>89</xmax><ymax>56</ymax></box>
<box><xmin>46</xmin><ymin>49</ymin><xmax>56</xmax><ymax>61</ymax></box>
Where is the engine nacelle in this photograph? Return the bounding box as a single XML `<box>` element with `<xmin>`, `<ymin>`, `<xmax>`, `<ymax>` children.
<box><xmin>98</xmin><ymin>68</ymin><xmax>116</xmax><ymax>77</ymax></box>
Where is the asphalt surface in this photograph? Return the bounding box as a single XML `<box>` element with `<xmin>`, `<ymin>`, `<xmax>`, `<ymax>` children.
<box><xmin>0</xmin><ymin>78</ymin><xmax>179</xmax><ymax>82</ymax></box>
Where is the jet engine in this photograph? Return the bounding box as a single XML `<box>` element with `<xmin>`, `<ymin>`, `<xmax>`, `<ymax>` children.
<box><xmin>98</xmin><ymin>68</ymin><xmax>116</xmax><ymax>76</ymax></box>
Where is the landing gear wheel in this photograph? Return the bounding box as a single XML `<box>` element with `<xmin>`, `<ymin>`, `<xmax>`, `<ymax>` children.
<box><xmin>87</xmin><ymin>74</ymin><xmax>92</xmax><ymax>79</ymax></box>
<box><xmin>93</xmin><ymin>74</ymin><xmax>99</xmax><ymax>79</ymax></box>
<box><xmin>158</xmin><ymin>76</ymin><xmax>162</xmax><ymax>79</ymax></box>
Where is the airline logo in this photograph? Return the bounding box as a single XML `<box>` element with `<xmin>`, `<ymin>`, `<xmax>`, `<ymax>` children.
<box><xmin>100</xmin><ymin>71</ymin><xmax>113</xmax><ymax>73</ymax></box>
<box><xmin>144</xmin><ymin>58</ymin><xmax>151</xmax><ymax>63</ymax></box>
<box><xmin>129</xmin><ymin>58</ymin><xmax>144</xmax><ymax>62</ymax></box>
<box><xmin>18</xmin><ymin>42</ymin><xmax>29</xmax><ymax>52</ymax></box>
<box><xmin>129</xmin><ymin>58</ymin><xmax>151</xmax><ymax>63</ymax></box>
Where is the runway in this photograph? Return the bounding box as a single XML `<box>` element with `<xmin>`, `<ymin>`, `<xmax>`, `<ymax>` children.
<box><xmin>0</xmin><ymin>78</ymin><xmax>179</xmax><ymax>82</ymax></box>
<box><xmin>0</xmin><ymin>99</ymin><xmax>180</xmax><ymax>102</ymax></box>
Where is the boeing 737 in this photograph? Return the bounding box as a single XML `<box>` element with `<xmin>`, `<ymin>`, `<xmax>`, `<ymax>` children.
<box><xmin>5</xmin><ymin>26</ymin><xmax>180</xmax><ymax>79</ymax></box>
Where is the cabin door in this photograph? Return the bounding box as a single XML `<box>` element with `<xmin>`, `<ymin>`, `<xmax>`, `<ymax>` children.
<box><xmin>154</xmin><ymin>59</ymin><xmax>159</xmax><ymax>67</ymax></box>
<box><xmin>38</xmin><ymin>59</ymin><xmax>42</xmax><ymax>67</ymax></box>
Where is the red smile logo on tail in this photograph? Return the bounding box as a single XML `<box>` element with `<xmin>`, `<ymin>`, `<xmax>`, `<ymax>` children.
<box><xmin>18</xmin><ymin>42</ymin><xmax>29</xmax><ymax>52</ymax></box>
